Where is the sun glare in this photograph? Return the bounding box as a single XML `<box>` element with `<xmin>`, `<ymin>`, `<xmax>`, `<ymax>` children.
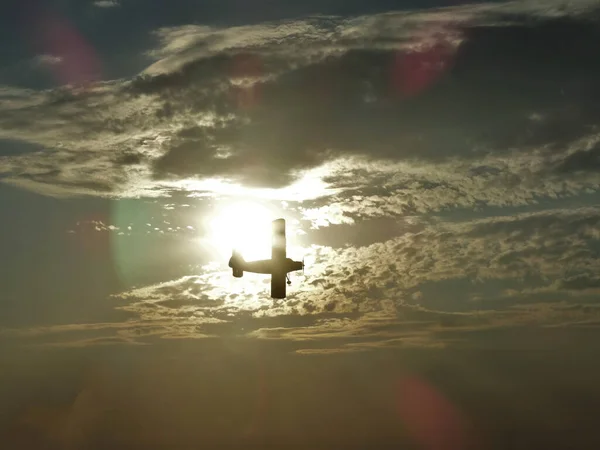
<box><xmin>205</xmin><ymin>201</ymin><xmax>278</xmax><ymax>262</ymax></box>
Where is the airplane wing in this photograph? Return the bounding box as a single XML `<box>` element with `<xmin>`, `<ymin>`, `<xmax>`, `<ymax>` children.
<box><xmin>271</xmin><ymin>271</ymin><xmax>287</xmax><ymax>299</ymax></box>
<box><xmin>271</xmin><ymin>219</ymin><xmax>287</xmax><ymax>298</ymax></box>
<box><xmin>272</xmin><ymin>218</ymin><xmax>286</xmax><ymax>261</ymax></box>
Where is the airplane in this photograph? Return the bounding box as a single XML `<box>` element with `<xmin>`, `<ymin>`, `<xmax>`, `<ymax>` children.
<box><xmin>228</xmin><ymin>218</ymin><xmax>304</xmax><ymax>299</ymax></box>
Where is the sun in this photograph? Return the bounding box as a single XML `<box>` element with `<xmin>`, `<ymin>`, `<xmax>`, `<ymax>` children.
<box><xmin>204</xmin><ymin>200</ymin><xmax>279</xmax><ymax>262</ymax></box>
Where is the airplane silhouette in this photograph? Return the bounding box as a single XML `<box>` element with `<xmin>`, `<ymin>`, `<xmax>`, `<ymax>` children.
<box><xmin>228</xmin><ymin>218</ymin><xmax>304</xmax><ymax>299</ymax></box>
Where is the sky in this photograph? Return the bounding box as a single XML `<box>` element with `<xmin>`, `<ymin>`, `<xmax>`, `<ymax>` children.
<box><xmin>3</xmin><ymin>0</ymin><xmax>600</xmax><ymax>448</ymax></box>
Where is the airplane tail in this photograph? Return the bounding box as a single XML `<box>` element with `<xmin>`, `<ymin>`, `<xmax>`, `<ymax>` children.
<box><xmin>229</xmin><ymin>249</ymin><xmax>245</xmax><ymax>278</ymax></box>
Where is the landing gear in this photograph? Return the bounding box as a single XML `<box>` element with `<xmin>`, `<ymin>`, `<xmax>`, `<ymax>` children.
<box><xmin>286</xmin><ymin>274</ymin><xmax>292</xmax><ymax>285</ymax></box>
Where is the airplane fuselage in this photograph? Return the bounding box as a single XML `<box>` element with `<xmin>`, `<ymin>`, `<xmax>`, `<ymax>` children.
<box><xmin>232</xmin><ymin>258</ymin><xmax>303</xmax><ymax>275</ymax></box>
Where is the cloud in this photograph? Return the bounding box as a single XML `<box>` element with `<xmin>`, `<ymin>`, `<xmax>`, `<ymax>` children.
<box><xmin>31</xmin><ymin>54</ymin><xmax>63</xmax><ymax>67</ymax></box>
<box><xmin>0</xmin><ymin>1</ymin><xmax>599</xmax><ymax>207</ymax></box>
<box><xmin>93</xmin><ymin>0</ymin><xmax>120</xmax><ymax>7</ymax></box>
<box><xmin>5</xmin><ymin>0</ymin><xmax>600</xmax><ymax>354</ymax></box>
<box><xmin>6</xmin><ymin>204</ymin><xmax>600</xmax><ymax>351</ymax></box>
<box><xmin>555</xmin><ymin>142</ymin><xmax>600</xmax><ymax>174</ymax></box>
<box><xmin>558</xmin><ymin>274</ymin><xmax>600</xmax><ymax>292</ymax></box>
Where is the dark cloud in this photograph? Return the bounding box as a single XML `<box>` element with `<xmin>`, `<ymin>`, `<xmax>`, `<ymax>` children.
<box><xmin>557</xmin><ymin>274</ymin><xmax>600</xmax><ymax>292</ymax></box>
<box><xmin>152</xmin><ymin>127</ymin><xmax>331</xmax><ymax>188</ymax></box>
<box><xmin>556</xmin><ymin>143</ymin><xmax>600</xmax><ymax>174</ymax></box>
<box><xmin>0</xmin><ymin>139</ymin><xmax>45</xmax><ymax>156</ymax></box>
<box><xmin>138</xmin><ymin>8</ymin><xmax>600</xmax><ymax>192</ymax></box>
<box><xmin>114</xmin><ymin>152</ymin><xmax>144</xmax><ymax>165</ymax></box>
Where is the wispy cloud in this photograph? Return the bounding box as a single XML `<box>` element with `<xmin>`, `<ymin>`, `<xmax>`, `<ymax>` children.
<box><xmin>93</xmin><ymin>0</ymin><xmax>120</xmax><ymax>8</ymax></box>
